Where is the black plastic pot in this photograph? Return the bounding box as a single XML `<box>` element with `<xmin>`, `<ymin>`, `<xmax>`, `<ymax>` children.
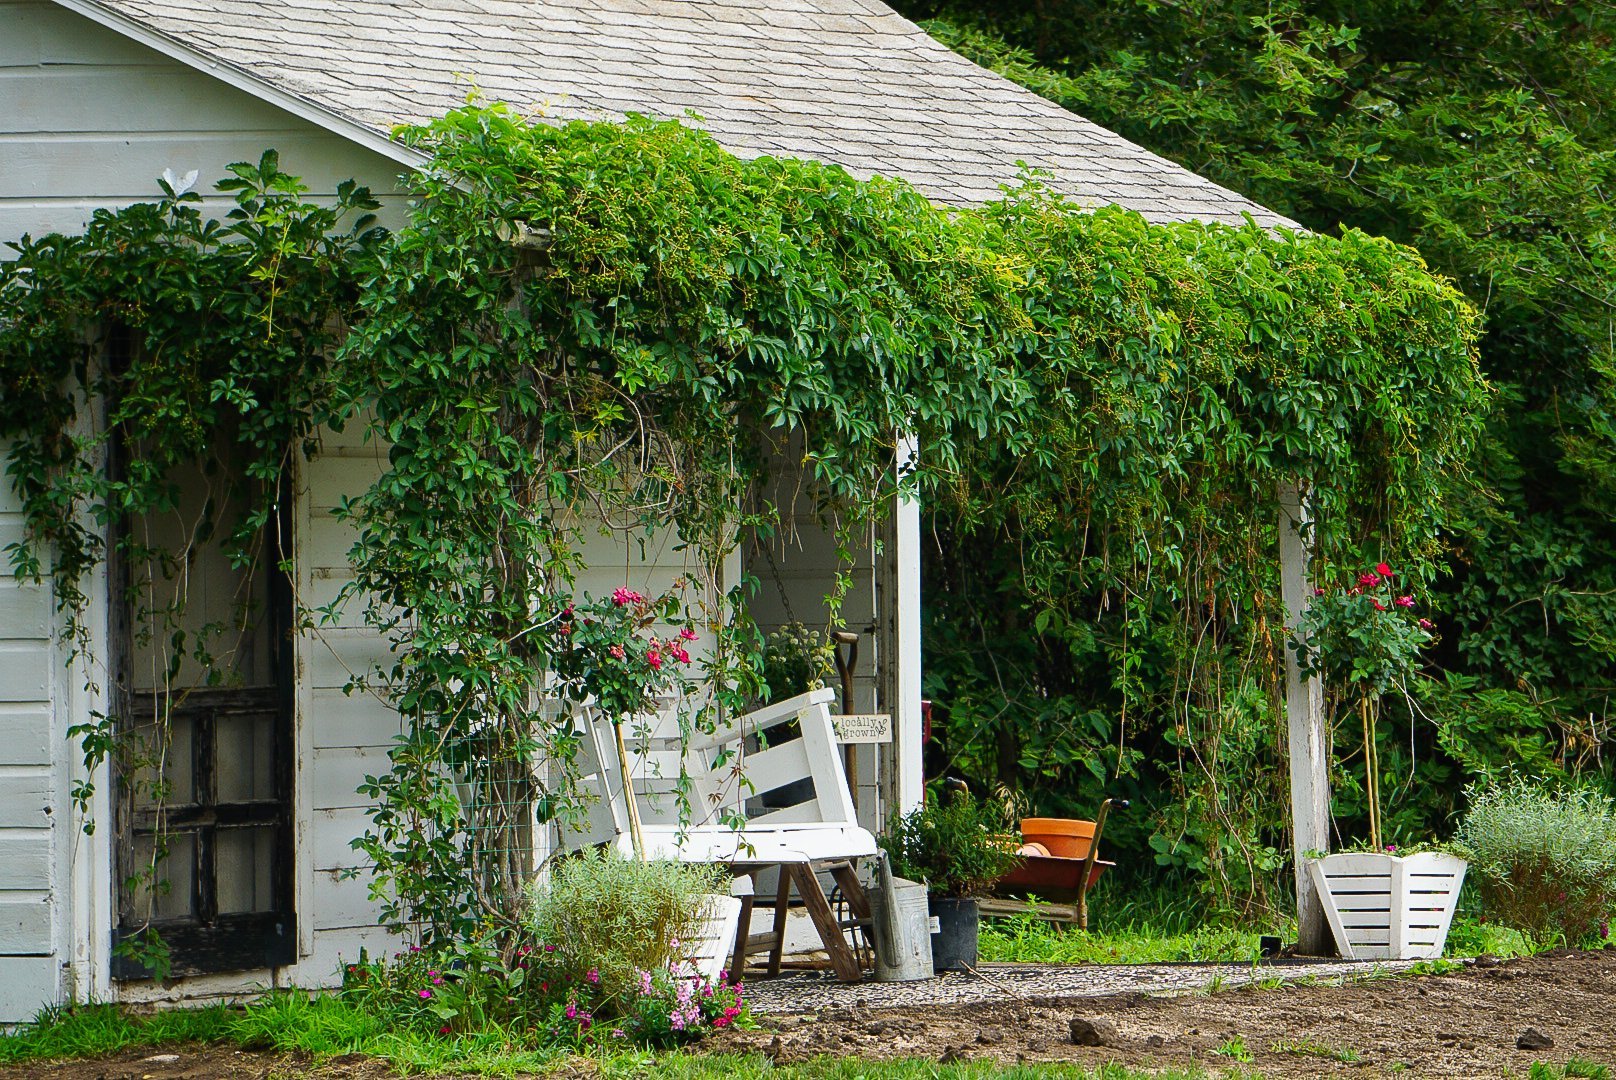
<box><xmin>928</xmin><ymin>896</ymin><xmax>979</xmax><ymax>973</ymax></box>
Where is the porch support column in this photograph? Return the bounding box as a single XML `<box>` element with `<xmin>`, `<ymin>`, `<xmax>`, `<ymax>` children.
<box><xmin>891</xmin><ymin>434</ymin><xmax>924</xmax><ymax>815</ymax></box>
<box><xmin>1279</xmin><ymin>479</ymin><xmax>1331</xmax><ymax>955</ymax></box>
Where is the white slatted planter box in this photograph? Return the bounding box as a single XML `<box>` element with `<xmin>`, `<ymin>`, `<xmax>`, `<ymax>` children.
<box><xmin>1308</xmin><ymin>851</ymin><xmax>1467</xmax><ymax>960</ymax></box>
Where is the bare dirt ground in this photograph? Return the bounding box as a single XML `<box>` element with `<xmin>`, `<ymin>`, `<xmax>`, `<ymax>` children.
<box><xmin>2</xmin><ymin>949</ymin><xmax>1612</xmax><ymax>1078</ymax></box>
<box><xmin>716</xmin><ymin>947</ymin><xmax>1616</xmax><ymax>1076</ymax></box>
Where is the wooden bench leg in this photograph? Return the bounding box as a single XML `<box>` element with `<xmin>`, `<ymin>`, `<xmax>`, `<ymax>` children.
<box><xmin>794</xmin><ymin>864</ymin><xmax>862</xmax><ymax>983</ymax></box>
<box><xmin>766</xmin><ymin>867</ymin><xmax>791</xmax><ymax>978</ymax></box>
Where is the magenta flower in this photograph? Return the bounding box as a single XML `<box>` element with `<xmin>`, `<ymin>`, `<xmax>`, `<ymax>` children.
<box><xmin>586</xmin><ymin>968</ymin><xmax>600</xmax><ymax>985</ymax></box>
<box><xmin>680</xmin><ymin>626</ymin><xmax>698</xmax><ymax>641</ymax></box>
<box><xmin>1376</xmin><ymin>562</ymin><xmax>1394</xmax><ymax>578</ymax></box>
<box><xmin>608</xmin><ymin>644</ymin><xmax>625</xmax><ymax>659</ymax></box>
<box><xmin>1419</xmin><ymin>618</ymin><xmax>1435</xmax><ymax>631</ymax></box>
<box><xmin>1395</xmin><ymin>595</ymin><xmax>1415</xmax><ymax>608</ymax></box>
<box><xmin>671</xmin><ymin>645</ymin><xmax>691</xmax><ymax>665</ymax></box>
<box><xmin>419</xmin><ymin>988</ymin><xmax>432</xmax><ymax>1000</ymax></box>
<box><xmin>611</xmin><ymin>587</ymin><xmax>645</xmax><ymax>606</ymax></box>
<box><xmin>647</xmin><ymin>649</ymin><xmax>663</xmax><ymax>670</ymax></box>
<box><xmin>1358</xmin><ymin>572</ymin><xmax>1380</xmax><ymax>588</ymax></box>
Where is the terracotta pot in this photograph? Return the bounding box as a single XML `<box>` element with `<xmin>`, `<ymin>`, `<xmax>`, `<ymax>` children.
<box><xmin>1020</xmin><ymin>817</ymin><xmax>1097</xmax><ymax>860</ymax></box>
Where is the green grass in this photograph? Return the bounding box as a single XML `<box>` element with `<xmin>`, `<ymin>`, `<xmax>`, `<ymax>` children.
<box><xmin>1269</xmin><ymin>1036</ymin><xmax>1361</xmax><ymax>1063</ymax></box>
<box><xmin>1212</xmin><ymin>1035</ymin><xmax>1253</xmax><ymax>1062</ymax></box>
<box><xmin>0</xmin><ymin>998</ymin><xmax>1238</xmax><ymax>1078</ymax></box>
<box><xmin>1529</xmin><ymin>1061</ymin><xmax>1613</xmax><ymax>1080</ymax></box>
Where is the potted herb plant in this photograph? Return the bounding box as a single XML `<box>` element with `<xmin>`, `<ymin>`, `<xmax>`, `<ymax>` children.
<box><xmin>879</xmin><ymin>789</ymin><xmax>1022</xmax><ymax>972</ymax></box>
<box><xmin>1294</xmin><ymin>562</ymin><xmax>1467</xmax><ymax>959</ymax></box>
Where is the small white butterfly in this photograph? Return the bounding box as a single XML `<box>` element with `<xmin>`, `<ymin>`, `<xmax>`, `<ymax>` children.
<box><xmin>161</xmin><ymin>167</ymin><xmax>200</xmax><ymax>195</ymax></box>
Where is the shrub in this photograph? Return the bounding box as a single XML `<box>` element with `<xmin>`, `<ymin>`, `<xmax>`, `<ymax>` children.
<box><xmin>880</xmin><ymin>789</ymin><xmax>1022</xmax><ymax>898</ymax></box>
<box><xmin>1453</xmin><ymin>779</ymin><xmax>1616</xmax><ymax>946</ymax></box>
<box><xmin>526</xmin><ymin>849</ymin><xmax>727</xmax><ymax>1005</ymax></box>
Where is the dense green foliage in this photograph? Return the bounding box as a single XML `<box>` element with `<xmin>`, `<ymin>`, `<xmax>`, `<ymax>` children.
<box><xmin>2</xmin><ymin>102</ymin><xmax>1482</xmax><ymax>940</ymax></box>
<box><xmin>896</xmin><ymin>0</ymin><xmax>1616</xmax><ymax>907</ymax></box>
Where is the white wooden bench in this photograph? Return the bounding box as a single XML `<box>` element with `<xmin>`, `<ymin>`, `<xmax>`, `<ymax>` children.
<box><xmin>558</xmin><ymin>688</ymin><xmax>877</xmax><ymax>981</ymax></box>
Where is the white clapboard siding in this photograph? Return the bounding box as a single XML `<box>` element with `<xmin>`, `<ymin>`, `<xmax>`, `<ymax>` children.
<box><xmin>0</xmin><ymin>0</ymin><xmax>410</xmax><ymax>256</ymax></box>
<box><xmin>0</xmin><ymin>444</ymin><xmax>59</xmax><ymax>1017</ymax></box>
<box><xmin>0</xmin><ymin>0</ymin><xmax>400</xmax><ymax>1015</ymax></box>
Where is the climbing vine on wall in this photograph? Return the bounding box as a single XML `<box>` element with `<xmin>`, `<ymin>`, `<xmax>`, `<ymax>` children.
<box><xmin>0</xmin><ymin>102</ymin><xmax>1485</xmax><ymax>946</ymax></box>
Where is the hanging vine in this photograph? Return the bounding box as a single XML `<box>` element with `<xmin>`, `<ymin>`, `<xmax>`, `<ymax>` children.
<box><xmin>0</xmin><ymin>102</ymin><xmax>1486</xmax><ymax>945</ymax></box>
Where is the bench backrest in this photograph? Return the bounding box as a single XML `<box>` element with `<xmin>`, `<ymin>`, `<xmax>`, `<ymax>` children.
<box><xmin>557</xmin><ymin>687</ymin><xmax>857</xmax><ymax>853</ymax></box>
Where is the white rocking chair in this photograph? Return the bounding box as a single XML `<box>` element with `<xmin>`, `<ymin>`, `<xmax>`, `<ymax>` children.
<box><xmin>559</xmin><ymin>688</ymin><xmax>877</xmax><ymax>981</ymax></box>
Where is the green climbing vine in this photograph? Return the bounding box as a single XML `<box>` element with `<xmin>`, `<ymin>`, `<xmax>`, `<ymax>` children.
<box><xmin>0</xmin><ymin>101</ymin><xmax>1486</xmax><ymax>947</ymax></box>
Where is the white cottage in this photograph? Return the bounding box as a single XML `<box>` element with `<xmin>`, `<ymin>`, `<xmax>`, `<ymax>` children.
<box><xmin>0</xmin><ymin>0</ymin><xmax>1292</xmax><ymax>1020</ymax></box>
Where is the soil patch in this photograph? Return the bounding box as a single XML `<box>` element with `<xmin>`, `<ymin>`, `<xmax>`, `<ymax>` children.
<box><xmin>714</xmin><ymin>948</ymin><xmax>1616</xmax><ymax>1076</ymax></box>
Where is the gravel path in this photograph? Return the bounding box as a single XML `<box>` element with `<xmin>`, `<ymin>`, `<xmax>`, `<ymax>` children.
<box><xmin>744</xmin><ymin>958</ymin><xmax>1423</xmax><ymax>1013</ymax></box>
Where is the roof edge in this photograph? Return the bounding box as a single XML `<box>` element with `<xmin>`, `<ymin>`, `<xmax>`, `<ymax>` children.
<box><xmin>50</xmin><ymin>0</ymin><xmax>426</xmax><ymax>174</ymax></box>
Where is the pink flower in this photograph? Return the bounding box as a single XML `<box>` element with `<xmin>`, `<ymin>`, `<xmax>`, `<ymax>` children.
<box><xmin>672</xmin><ymin>645</ymin><xmax>691</xmax><ymax>665</ymax></box>
<box><xmin>419</xmin><ymin>989</ymin><xmax>432</xmax><ymax>999</ymax></box>
<box><xmin>1358</xmin><ymin>572</ymin><xmax>1380</xmax><ymax>588</ymax></box>
<box><xmin>565</xmin><ymin>1002</ymin><xmax>577</xmax><ymax>1020</ymax></box>
<box><xmin>1372</xmin><ymin>599</ymin><xmax>1387</xmax><ymax>611</ymax></box>
<box><xmin>432</xmin><ymin>976</ymin><xmax>443</xmax><ymax>985</ymax></box>
<box><xmin>1395</xmin><ymin>595</ymin><xmax>1415</xmax><ymax>608</ymax></box>
<box><xmin>713</xmin><ymin>1016</ymin><xmax>732</xmax><ymax>1028</ymax></box>
<box><xmin>1376</xmin><ymin>562</ymin><xmax>1393</xmax><ymax>578</ymax></box>
<box><xmin>1419</xmin><ymin>618</ymin><xmax>1435</xmax><ymax>631</ymax></box>
<box><xmin>586</xmin><ymin>968</ymin><xmax>600</xmax><ymax>985</ymax></box>
<box><xmin>680</xmin><ymin>627</ymin><xmax>698</xmax><ymax>641</ymax></box>
<box><xmin>611</xmin><ymin>587</ymin><xmax>645</xmax><ymax>606</ymax></box>
<box><xmin>1314</xmin><ymin>587</ymin><xmax>1326</xmax><ymax>596</ymax></box>
<box><xmin>439</xmin><ymin>1025</ymin><xmax>452</xmax><ymax>1035</ymax></box>
<box><xmin>608</xmin><ymin>644</ymin><xmax>625</xmax><ymax>659</ymax></box>
<box><xmin>647</xmin><ymin>649</ymin><xmax>662</xmax><ymax>670</ymax></box>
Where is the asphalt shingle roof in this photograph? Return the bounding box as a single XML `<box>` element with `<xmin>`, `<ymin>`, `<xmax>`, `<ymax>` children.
<box><xmin>70</xmin><ymin>0</ymin><xmax>1295</xmax><ymax>227</ymax></box>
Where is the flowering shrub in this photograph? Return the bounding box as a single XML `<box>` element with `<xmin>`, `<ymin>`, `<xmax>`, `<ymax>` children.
<box><xmin>617</xmin><ymin>962</ymin><xmax>749</xmax><ymax>1046</ymax></box>
<box><xmin>551</xmin><ymin>584</ymin><xmax>703</xmax><ymax>725</ymax></box>
<box><xmin>1293</xmin><ymin>561</ymin><xmax>1434</xmax><ymax>695</ymax></box>
<box><xmin>1294</xmin><ymin>562</ymin><xmax>1435</xmax><ymax>850</ymax></box>
<box><xmin>338</xmin><ymin>935</ymin><xmax>749</xmax><ymax>1048</ymax></box>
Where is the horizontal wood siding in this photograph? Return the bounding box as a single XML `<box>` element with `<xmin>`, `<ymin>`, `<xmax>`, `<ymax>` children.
<box><xmin>0</xmin><ymin>0</ymin><xmax>412</xmax><ymax>1012</ymax></box>
<box><xmin>0</xmin><ymin>440</ymin><xmax>59</xmax><ymax>1017</ymax></box>
<box><xmin>0</xmin><ymin>0</ymin><xmax>409</xmax><ymax>255</ymax></box>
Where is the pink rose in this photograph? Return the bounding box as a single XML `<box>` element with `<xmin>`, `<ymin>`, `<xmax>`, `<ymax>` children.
<box><xmin>647</xmin><ymin>649</ymin><xmax>662</xmax><ymax>670</ymax></box>
<box><xmin>1395</xmin><ymin>595</ymin><xmax>1415</xmax><ymax>608</ymax></box>
<box><xmin>608</xmin><ymin>644</ymin><xmax>625</xmax><ymax>659</ymax></box>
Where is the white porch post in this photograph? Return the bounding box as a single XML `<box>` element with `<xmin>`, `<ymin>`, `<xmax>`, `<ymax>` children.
<box><xmin>1279</xmin><ymin>479</ymin><xmax>1332</xmax><ymax>955</ymax></box>
<box><xmin>892</xmin><ymin>434</ymin><xmax>924</xmax><ymax>815</ymax></box>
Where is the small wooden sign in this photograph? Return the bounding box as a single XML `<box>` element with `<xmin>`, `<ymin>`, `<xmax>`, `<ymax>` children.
<box><xmin>832</xmin><ymin>712</ymin><xmax>892</xmax><ymax>744</ymax></box>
